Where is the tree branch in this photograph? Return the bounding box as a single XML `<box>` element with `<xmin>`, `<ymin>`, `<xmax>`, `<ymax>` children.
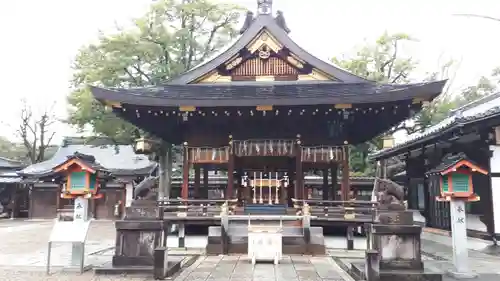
<box><xmin>132</xmin><ymin>62</ymin><xmax>153</xmax><ymax>84</ymax></box>
<box><xmin>453</xmin><ymin>13</ymin><xmax>500</xmax><ymax>23</ymax></box>
<box><xmin>123</xmin><ymin>67</ymin><xmax>141</xmax><ymax>86</ymax></box>
<box><xmin>199</xmin><ymin>16</ymin><xmax>231</xmax><ymax>61</ymax></box>
<box><xmin>390</xmin><ymin>71</ymin><xmax>407</xmax><ymax>83</ymax></box>
<box><xmin>387</xmin><ymin>40</ymin><xmax>398</xmax><ymax>80</ymax></box>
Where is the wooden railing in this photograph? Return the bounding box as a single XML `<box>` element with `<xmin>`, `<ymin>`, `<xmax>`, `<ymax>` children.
<box><xmin>301</xmin><ymin>145</ymin><xmax>345</xmax><ymax>163</ymax></box>
<box><xmin>233</xmin><ymin>139</ymin><xmax>295</xmax><ymax>157</ymax></box>
<box><xmin>158</xmin><ymin>198</ymin><xmax>238</xmax><ymax>217</ymax></box>
<box><xmin>188</xmin><ymin>146</ymin><xmax>230</xmax><ymax>164</ymax></box>
<box><xmin>292</xmin><ymin>199</ymin><xmax>378</xmax><ymax>221</ymax></box>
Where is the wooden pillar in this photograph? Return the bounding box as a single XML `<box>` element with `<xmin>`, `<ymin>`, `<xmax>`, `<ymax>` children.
<box><xmin>295</xmin><ymin>135</ymin><xmax>303</xmax><ymax>199</ymax></box>
<box><xmin>10</xmin><ymin>186</ymin><xmax>17</xmax><ymax>219</ymax></box>
<box><xmin>92</xmin><ymin>195</ymin><xmax>97</xmax><ymax>219</ymax></box>
<box><xmin>237</xmin><ymin>168</ymin><xmax>243</xmax><ymax>204</ymax></box>
<box><xmin>322</xmin><ymin>169</ymin><xmax>329</xmax><ymax>201</ymax></box>
<box><xmin>181</xmin><ymin>142</ymin><xmax>189</xmax><ymax>200</ymax></box>
<box><xmin>194</xmin><ymin>165</ymin><xmax>201</xmax><ymax>199</ymax></box>
<box><xmin>341</xmin><ymin>146</ymin><xmax>350</xmax><ymax>201</ymax></box>
<box><xmin>203</xmin><ymin>166</ymin><xmax>209</xmax><ymax>199</ymax></box>
<box><xmin>227</xmin><ymin>135</ymin><xmax>234</xmax><ymax>199</ymax></box>
<box><xmin>288</xmin><ymin>158</ymin><xmax>295</xmax><ymax>205</ymax></box>
<box><xmin>331</xmin><ymin>163</ymin><xmax>338</xmax><ymax>200</ymax></box>
<box><xmin>56</xmin><ymin>184</ymin><xmax>61</xmax><ymax>215</ymax></box>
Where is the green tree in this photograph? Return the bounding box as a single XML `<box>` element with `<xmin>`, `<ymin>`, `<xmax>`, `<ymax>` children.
<box><xmin>67</xmin><ymin>0</ymin><xmax>243</xmax><ymax>143</ymax></box>
<box><xmin>332</xmin><ymin>32</ymin><xmax>498</xmax><ymax>176</ymax></box>
<box><xmin>333</xmin><ymin>32</ymin><xmax>422</xmax><ymax>175</ymax></box>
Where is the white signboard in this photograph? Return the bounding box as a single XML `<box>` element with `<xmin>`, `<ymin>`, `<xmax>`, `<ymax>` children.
<box><xmin>47</xmin><ymin>219</ymin><xmax>91</xmax><ymax>274</ymax></box>
<box><xmin>49</xmin><ymin>220</ymin><xmax>91</xmax><ymax>243</ymax></box>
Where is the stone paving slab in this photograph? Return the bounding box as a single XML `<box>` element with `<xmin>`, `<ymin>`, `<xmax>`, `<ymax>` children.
<box><xmin>174</xmin><ymin>255</ymin><xmax>353</xmax><ymax>281</ymax></box>
<box><xmin>1</xmin><ymin>219</ymin><xmax>500</xmax><ymax>280</ymax></box>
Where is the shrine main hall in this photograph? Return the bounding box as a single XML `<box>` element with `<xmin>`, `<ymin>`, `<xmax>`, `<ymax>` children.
<box><xmin>90</xmin><ymin>0</ymin><xmax>446</xmax><ymax>209</ymax></box>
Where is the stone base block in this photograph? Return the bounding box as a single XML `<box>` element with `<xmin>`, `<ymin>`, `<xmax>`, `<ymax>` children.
<box><xmin>350</xmin><ymin>261</ymin><xmax>443</xmax><ymax>281</ymax></box>
<box><xmin>95</xmin><ymin>257</ymin><xmax>185</xmax><ymax>279</ymax></box>
<box><xmin>446</xmin><ymin>270</ymin><xmax>478</xmax><ymax>279</ymax></box>
<box><xmin>206</xmin><ymin>226</ymin><xmax>326</xmax><ymax>256</ymax></box>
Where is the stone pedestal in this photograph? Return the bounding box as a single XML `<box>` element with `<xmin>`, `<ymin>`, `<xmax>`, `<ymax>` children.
<box><xmin>94</xmin><ymin>200</ymin><xmax>183</xmax><ymax>279</ymax></box>
<box><xmin>112</xmin><ymin>200</ymin><xmax>163</xmax><ymax>267</ymax></box>
<box><xmin>357</xmin><ymin>211</ymin><xmax>443</xmax><ymax>281</ymax></box>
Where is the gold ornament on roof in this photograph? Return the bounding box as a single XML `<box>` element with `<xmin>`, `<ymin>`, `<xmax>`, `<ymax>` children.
<box><xmin>258</xmin><ymin>45</ymin><xmax>271</xmax><ymax>60</ymax></box>
<box><xmin>226</xmin><ymin>57</ymin><xmax>243</xmax><ymax>70</ymax></box>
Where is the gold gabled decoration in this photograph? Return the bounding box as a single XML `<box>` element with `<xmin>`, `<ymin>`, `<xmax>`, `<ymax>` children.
<box><xmin>298</xmin><ymin>69</ymin><xmax>334</xmax><ymax>81</ymax></box>
<box><xmin>255</xmin><ymin>76</ymin><xmax>275</xmax><ymax>82</ymax></box>
<box><xmin>412</xmin><ymin>97</ymin><xmax>430</xmax><ymax>106</ymax></box>
<box><xmin>225</xmin><ymin>57</ymin><xmax>244</xmax><ymax>70</ymax></box>
<box><xmin>104</xmin><ymin>101</ymin><xmax>122</xmax><ymax>108</ymax></box>
<box><xmin>334</xmin><ymin>104</ymin><xmax>352</xmax><ymax>109</ymax></box>
<box><xmin>286</xmin><ymin>55</ymin><xmax>304</xmax><ymax>69</ymax></box>
<box><xmin>196</xmin><ymin>71</ymin><xmax>231</xmax><ymax>83</ymax></box>
<box><xmin>233</xmin><ymin>57</ymin><xmax>298</xmax><ymax>77</ymax></box>
<box><xmin>179</xmin><ymin>106</ymin><xmax>196</xmax><ymax>112</ymax></box>
<box><xmin>256</xmin><ymin>105</ymin><xmax>273</xmax><ymax>111</ymax></box>
<box><xmin>247</xmin><ymin>31</ymin><xmax>282</xmax><ymax>53</ymax></box>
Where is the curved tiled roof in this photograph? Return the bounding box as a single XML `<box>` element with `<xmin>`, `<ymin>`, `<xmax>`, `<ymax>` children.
<box><xmin>91</xmin><ymin>80</ymin><xmax>446</xmax><ymax>107</ymax></box>
<box><xmin>167</xmin><ymin>13</ymin><xmax>370</xmax><ymax>84</ymax></box>
<box><xmin>370</xmin><ymin>92</ymin><xmax>500</xmax><ymax>160</ymax></box>
<box><xmin>19</xmin><ymin>137</ymin><xmax>156</xmax><ymax>178</ymax></box>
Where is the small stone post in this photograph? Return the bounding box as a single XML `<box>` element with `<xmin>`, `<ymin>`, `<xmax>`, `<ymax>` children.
<box><xmin>220</xmin><ymin>202</ymin><xmax>229</xmax><ymax>254</ymax></box>
<box><xmin>448</xmin><ymin>199</ymin><xmax>477</xmax><ymax>278</ymax></box>
<box><xmin>71</xmin><ymin>196</ymin><xmax>89</xmax><ymax>266</ymax></box>
<box><xmin>365</xmin><ymin>249</ymin><xmax>380</xmax><ymax>281</ymax></box>
<box><xmin>302</xmin><ymin>203</ymin><xmax>311</xmax><ymax>254</ymax></box>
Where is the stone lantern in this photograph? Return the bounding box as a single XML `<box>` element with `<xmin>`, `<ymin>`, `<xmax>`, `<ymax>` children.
<box><xmin>426</xmin><ymin>152</ymin><xmax>487</xmax><ymax>278</ymax></box>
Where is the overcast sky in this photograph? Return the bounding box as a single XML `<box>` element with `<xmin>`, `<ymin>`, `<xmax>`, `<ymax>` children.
<box><xmin>0</xmin><ymin>0</ymin><xmax>499</xmax><ymax>144</ymax></box>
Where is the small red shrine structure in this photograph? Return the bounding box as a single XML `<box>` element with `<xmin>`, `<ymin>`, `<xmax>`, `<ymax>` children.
<box><xmin>53</xmin><ymin>152</ymin><xmax>109</xmax><ymax>199</ymax></box>
<box><xmin>427</xmin><ymin>153</ymin><xmax>487</xmax><ymax>202</ymax></box>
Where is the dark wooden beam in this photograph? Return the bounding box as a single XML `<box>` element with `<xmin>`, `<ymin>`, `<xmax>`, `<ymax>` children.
<box><xmin>203</xmin><ymin>166</ymin><xmax>209</xmax><ymax>199</ymax></box>
<box><xmin>227</xmin><ymin>136</ymin><xmax>235</xmax><ymax>199</ymax></box>
<box><xmin>295</xmin><ymin>137</ymin><xmax>303</xmax><ymax>199</ymax></box>
<box><xmin>330</xmin><ymin>163</ymin><xmax>338</xmax><ymax>200</ymax></box>
<box><xmin>181</xmin><ymin>143</ymin><xmax>190</xmax><ymax>199</ymax></box>
<box><xmin>322</xmin><ymin>168</ymin><xmax>329</xmax><ymax>200</ymax></box>
<box><xmin>341</xmin><ymin>147</ymin><xmax>350</xmax><ymax>201</ymax></box>
<box><xmin>194</xmin><ymin>165</ymin><xmax>201</xmax><ymax>199</ymax></box>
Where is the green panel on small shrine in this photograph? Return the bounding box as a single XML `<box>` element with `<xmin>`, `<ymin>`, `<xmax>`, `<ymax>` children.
<box><xmin>441</xmin><ymin>176</ymin><xmax>449</xmax><ymax>192</ymax></box>
<box><xmin>89</xmin><ymin>173</ymin><xmax>97</xmax><ymax>191</ymax></box>
<box><xmin>70</xmin><ymin>171</ymin><xmax>86</xmax><ymax>190</ymax></box>
<box><xmin>451</xmin><ymin>173</ymin><xmax>469</xmax><ymax>193</ymax></box>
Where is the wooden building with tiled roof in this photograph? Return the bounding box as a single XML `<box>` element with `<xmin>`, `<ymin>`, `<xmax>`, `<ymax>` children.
<box><xmin>90</xmin><ymin>0</ymin><xmax>446</xmax><ymax>213</ymax></box>
<box><xmin>371</xmin><ymin>92</ymin><xmax>500</xmax><ymax>240</ymax></box>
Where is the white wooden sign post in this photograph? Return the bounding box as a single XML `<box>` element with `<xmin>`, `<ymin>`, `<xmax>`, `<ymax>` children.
<box><xmin>47</xmin><ymin>196</ymin><xmax>90</xmax><ymax>275</ymax></box>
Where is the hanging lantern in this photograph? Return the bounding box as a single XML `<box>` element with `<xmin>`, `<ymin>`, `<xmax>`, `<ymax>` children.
<box><xmin>134</xmin><ymin>138</ymin><xmax>160</xmax><ymax>155</ymax></box>
<box><xmin>382</xmin><ymin>135</ymin><xmax>395</xmax><ymax>149</ymax></box>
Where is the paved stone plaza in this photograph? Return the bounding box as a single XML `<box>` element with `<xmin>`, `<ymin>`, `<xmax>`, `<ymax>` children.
<box><xmin>0</xmin><ymin>220</ymin><xmax>499</xmax><ymax>280</ymax></box>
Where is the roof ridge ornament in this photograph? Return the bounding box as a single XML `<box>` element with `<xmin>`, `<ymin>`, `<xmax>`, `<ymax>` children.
<box><xmin>274</xmin><ymin>10</ymin><xmax>290</xmax><ymax>33</ymax></box>
<box><xmin>257</xmin><ymin>0</ymin><xmax>273</xmax><ymax>15</ymax></box>
<box><xmin>239</xmin><ymin>11</ymin><xmax>255</xmax><ymax>34</ymax></box>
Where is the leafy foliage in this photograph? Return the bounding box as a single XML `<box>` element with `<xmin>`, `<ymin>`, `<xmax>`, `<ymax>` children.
<box><xmin>67</xmin><ymin>0</ymin><xmax>243</xmax><ymax>144</ymax></box>
<box><xmin>332</xmin><ymin>32</ymin><xmax>498</xmax><ymax>176</ymax></box>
